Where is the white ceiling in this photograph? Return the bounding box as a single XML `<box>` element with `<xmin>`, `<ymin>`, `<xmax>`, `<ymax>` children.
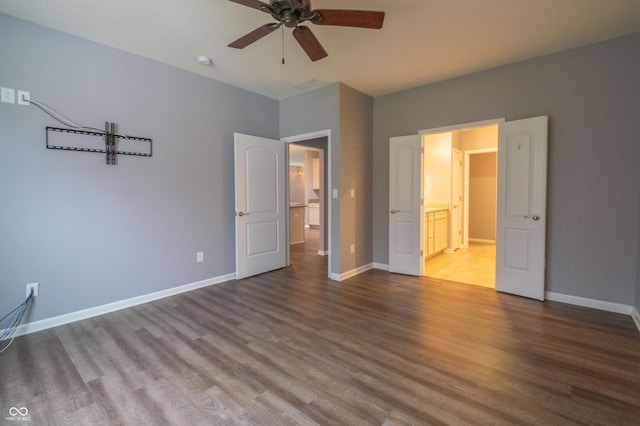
<box><xmin>2</xmin><ymin>0</ymin><xmax>640</xmax><ymax>100</ymax></box>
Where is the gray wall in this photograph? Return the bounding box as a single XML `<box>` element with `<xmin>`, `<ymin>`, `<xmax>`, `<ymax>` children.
<box><xmin>280</xmin><ymin>84</ymin><xmax>342</xmax><ymax>274</ymax></box>
<box><xmin>373</xmin><ymin>33</ymin><xmax>640</xmax><ymax>305</ymax></box>
<box><xmin>637</xmin><ymin>184</ymin><xmax>640</xmax><ymax>312</ymax></box>
<box><xmin>0</xmin><ymin>14</ymin><xmax>279</xmax><ymax>322</ymax></box>
<box><xmin>469</xmin><ymin>152</ymin><xmax>497</xmax><ymax>241</ymax></box>
<box><xmin>280</xmin><ymin>83</ymin><xmax>374</xmax><ymax>275</ymax></box>
<box><xmin>339</xmin><ymin>85</ymin><xmax>374</xmax><ymax>272</ymax></box>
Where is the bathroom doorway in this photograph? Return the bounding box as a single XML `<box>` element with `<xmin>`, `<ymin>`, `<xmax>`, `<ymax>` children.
<box><xmin>422</xmin><ymin>125</ymin><xmax>498</xmax><ymax>288</ymax></box>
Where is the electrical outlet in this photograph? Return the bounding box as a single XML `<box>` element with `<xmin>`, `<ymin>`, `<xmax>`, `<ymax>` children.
<box><xmin>26</xmin><ymin>282</ymin><xmax>39</xmax><ymax>297</ymax></box>
<box><xmin>196</xmin><ymin>251</ymin><xmax>204</xmax><ymax>263</ymax></box>
<box><xmin>1</xmin><ymin>87</ymin><xmax>15</xmax><ymax>104</ymax></box>
<box><xmin>17</xmin><ymin>90</ymin><xmax>30</xmax><ymax>106</ymax></box>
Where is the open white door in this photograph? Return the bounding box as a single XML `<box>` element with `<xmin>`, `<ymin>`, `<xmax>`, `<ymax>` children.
<box><xmin>389</xmin><ymin>135</ymin><xmax>423</xmax><ymax>275</ymax></box>
<box><xmin>496</xmin><ymin>116</ymin><xmax>548</xmax><ymax>300</ymax></box>
<box><xmin>235</xmin><ymin>133</ymin><xmax>287</xmax><ymax>279</ymax></box>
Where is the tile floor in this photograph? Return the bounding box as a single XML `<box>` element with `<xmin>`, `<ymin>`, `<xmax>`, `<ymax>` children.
<box><xmin>424</xmin><ymin>242</ymin><xmax>496</xmax><ymax>288</ymax></box>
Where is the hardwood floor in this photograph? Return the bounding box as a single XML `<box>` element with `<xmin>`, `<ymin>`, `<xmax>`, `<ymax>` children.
<box><xmin>1</xmin><ymin>246</ymin><xmax>639</xmax><ymax>425</ymax></box>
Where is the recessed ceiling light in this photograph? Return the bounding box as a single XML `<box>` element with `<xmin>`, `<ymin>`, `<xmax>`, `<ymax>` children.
<box><xmin>197</xmin><ymin>56</ymin><xmax>213</xmax><ymax>66</ymax></box>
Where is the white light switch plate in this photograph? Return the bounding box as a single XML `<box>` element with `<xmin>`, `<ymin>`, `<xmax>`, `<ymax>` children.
<box><xmin>1</xmin><ymin>87</ymin><xmax>16</xmax><ymax>103</ymax></box>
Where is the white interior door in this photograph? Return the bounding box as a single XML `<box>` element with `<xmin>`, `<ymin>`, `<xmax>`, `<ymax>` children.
<box><xmin>389</xmin><ymin>135</ymin><xmax>423</xmax><ymax>275</ymax></box>
<box><xmin>235</xmin><ymin>133</ymin><xmax>287</xmax><ymax>279</ymax></box>
<box><xmin>496</xmin><ymin>116</ymin><xmax>548</xmax><ymax>300</ymax></box>
<box><xmin>449</xmin><ymin>148</ymin><xmax>463</xmax><ymax>251</ymax></box>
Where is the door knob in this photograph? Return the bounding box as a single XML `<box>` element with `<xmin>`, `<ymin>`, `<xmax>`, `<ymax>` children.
<box><xmin>532</xmin><ymin>215</ymin><xmax>540</xmax><ymax>221</ymax></box>
<box><xmin>237</xmin><ymin>211</ymin><xmax>249</xmax><ymax>217</ymax></box>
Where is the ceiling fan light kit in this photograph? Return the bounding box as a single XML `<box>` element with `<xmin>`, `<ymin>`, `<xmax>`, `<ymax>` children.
<box><xmin>228</xmin><ymin>0</ymin><xmax>385</xmax><ymax>62</ymax></box>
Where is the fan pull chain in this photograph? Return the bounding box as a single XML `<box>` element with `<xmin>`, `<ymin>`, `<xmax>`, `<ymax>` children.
<box><xmin>282</xmin><ymin>25</ymin><xmax>285</xmax><ymax>65</ymax></box>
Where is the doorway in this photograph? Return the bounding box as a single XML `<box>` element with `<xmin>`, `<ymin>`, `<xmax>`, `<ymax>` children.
<box><xmin>288</xmin><ymin>143</ymin><xmax>326</xmax><ymax>256</ymax></box>
<box><xmin>282</xmin><ymin>130</ymin><xmax>331</xmax><ymax>279</ymax></box>
<box><xmin>389</xmin><ymin>116</ymin><xmax>548</xmax><ymax>300</ymax></box>
<box><xmin>422</xmin><ymin>125</ymin><xmax>498</xmax><ymax>288</ymax></box>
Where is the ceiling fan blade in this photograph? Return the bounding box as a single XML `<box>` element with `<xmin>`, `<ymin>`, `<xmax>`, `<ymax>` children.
<box><xmin>312</xmin><ymin>10</ymin><xmax>385</xmax><ymax>29</ymax></box>
<box><xmin>228</xmin><ymin>0</ymin><xmax>272</xmax><ymax>13</ymax></box>
<box><xmin>293</xmin><ymin>26</ymin><xmax>328</xmax><ymax>62</ymax></box>
<box><xmin>228</xmin><ymin>24</ymin><xmax>278</xmax><ymax>49</ymax></box>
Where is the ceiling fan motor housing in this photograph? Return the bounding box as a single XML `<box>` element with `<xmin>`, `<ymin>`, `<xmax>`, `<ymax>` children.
<box><xmin>269</xmin><ymin>0</ymin><xmax>312</xmax><ymax>27</ymax></box>
<box><xmin>228</xmin><ymin>0</ymin><xmax>385</xmax><ymax>62</ymax></box>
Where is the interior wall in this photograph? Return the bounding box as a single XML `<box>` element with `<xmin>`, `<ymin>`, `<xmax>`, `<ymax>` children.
<box><xmin>338</xmin><ymin>84</ymin><xmax>374</xmax><ymax>273</ymax></box>
<box><xmin>423</xmin><ymin>133</ymin><xmax>452</xmax><ymax>205</ymax></box>
<box><xmin>0</xmin><ymin>14</ymin><xmax>279</xmax><ymax>323</ymax></box>
<box><xmin>469</xmin><ymin>153</ymin><xmax>497</xmax><ymax>241</ymax></box>
<box><xmin>636</xmin><ymin>184</ymin><xmax>640</xmax><ymax>313</ymax></box>
<box><xmin>373</xmin><ymin>32</ymin><xmax>640</xmax><ymax>305</ymax></box>
<box><xmin>460</xmin><ymin>126</ymin><xmax>498</xmax><ymax>151</ymax></box>
<box><xmin>280</xmin><ymin>85</ymin><xmax>341</xmax><ymax>274</ymax></box>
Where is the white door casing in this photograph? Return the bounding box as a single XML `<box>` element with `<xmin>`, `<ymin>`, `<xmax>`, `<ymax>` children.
<box><xmin>235</xmin><ymin>133</ymin><xmax>287</xmax><ymax>279</ymax></box>
<box><xmin>449</xmin><ymin>148</ymin><xmax>463</xmax><ymax>251</ymax></box>
<box><xmin>389</xmin><ymin>135</ymin><xmax>423</xmax><ymax>275</ymax></box>
<box><xmin>495</xmin><ymin>116</ymin><xmax>548</xmax><ymax>300</ymax></box>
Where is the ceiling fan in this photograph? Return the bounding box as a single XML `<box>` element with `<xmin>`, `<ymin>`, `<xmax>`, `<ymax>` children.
<box><xmin>228</xmin><ymin>0</ymin><xmax>385</xmax><ymax>62</ymax></box>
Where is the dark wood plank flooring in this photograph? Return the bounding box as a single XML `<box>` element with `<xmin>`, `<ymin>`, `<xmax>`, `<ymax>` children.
<box><xmin>1</xmin><ymin>242</ymin><xmax>639</xmax><ymax>425</ymax></box>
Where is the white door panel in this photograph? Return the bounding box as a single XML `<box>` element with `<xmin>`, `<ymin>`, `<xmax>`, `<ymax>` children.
<box><xmin>496</xmin><ymin>116</ymin><xmax>548</xmax><ymax>300</ymax></box>
<box><xmin>389</xmin><ymin>135</ymin><xmax>423</xmax><ymax>275</ymax></box>
<box><xmin>235</xmin><ymin>133</ymin><xmax>287</xmax><ymax>279</ymax></box>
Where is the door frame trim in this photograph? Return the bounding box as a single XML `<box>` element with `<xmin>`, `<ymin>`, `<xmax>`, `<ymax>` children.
<box><xmin>282</xmin><ymin>129</ymin><xmax>332</xmax><ymax>279</ymax></box>
<box><xmin>419</xmin><ymin>118</ymin><xmax>505</xmax><ymax>135</ymax></box>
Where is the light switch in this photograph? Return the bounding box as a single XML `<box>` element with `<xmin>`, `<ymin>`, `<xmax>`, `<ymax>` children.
<box><xmin>1</xmin><ymin>87</ymin><xmax>15</xmax><ymax>104</ymax></box>
<box><xmin>332</xmin><ymin>189</ymin><xmax>338</xmax><ymax>198</ymax></box>
<box><xmin>350</xmin><ymin>189</ymin><xmax>355</xmax><ymax>198</ymax></box>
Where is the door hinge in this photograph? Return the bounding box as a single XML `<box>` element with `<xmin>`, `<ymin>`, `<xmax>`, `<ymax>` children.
<box><xmin>420</xmin><ymin>250</ymin><xmax>424</xmax><ymax>256</ymax></box>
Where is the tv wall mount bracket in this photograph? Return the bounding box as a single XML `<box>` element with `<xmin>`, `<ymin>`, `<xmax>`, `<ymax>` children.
<box><xmin>45</xmin><ymin>122</ymin><xmax>152</xmax><ymax>165</ymax></box>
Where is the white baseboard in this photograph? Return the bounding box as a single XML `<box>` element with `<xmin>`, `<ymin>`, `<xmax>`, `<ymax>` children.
<box><xmin>330</xmin><ymin>263</ymin><xmax>374</xmax><ymax>281</ymax></box>
<box><xmin>373</xmin><ymin>262</ymin><xmax>390</xmax><ymax>271</ymax></box>
<box><xmin>469</xmin><ymin>238</ymin><xmax>496</xmax><ymax>244</ymax></box>
<box><xmin>632</xmin><ymin>307</ymin><xmax>640</xmax><ymax>333</ymax></box>
<box><xmin>545</xmin><ymin>291</ymin><xmax>633</xmax><ymax>315</ymax></box>
<box><xmin>12</xmin><ymin>273</ymin><xmax>236</xmax><ymax>338</ymax></box>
